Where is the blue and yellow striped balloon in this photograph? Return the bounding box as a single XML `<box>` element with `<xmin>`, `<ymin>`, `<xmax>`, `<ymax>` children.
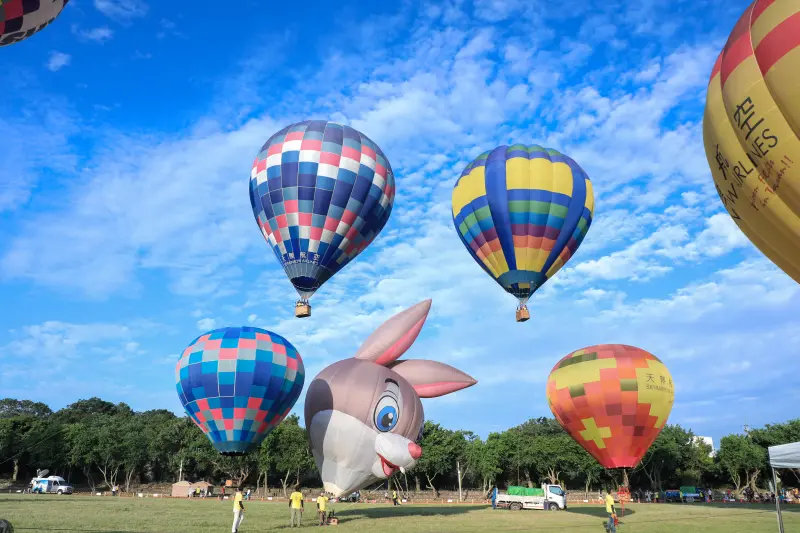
<box><xmin>451</xmin><ymin>145</ymin><xmax>594</xmax><ymax>321</ymax></box>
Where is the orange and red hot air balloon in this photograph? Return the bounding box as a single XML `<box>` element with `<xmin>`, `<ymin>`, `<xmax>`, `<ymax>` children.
<box><xmin>546</xmin><ymin>344</ymin><xmax>674</xmax><ymax>470</ymax></box>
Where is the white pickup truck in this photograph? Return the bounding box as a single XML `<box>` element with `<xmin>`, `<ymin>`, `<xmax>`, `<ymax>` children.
<box><xmin>492</xmin><ymin>485</ymin><xmax>567</xmax><ymax>511</ymax></box>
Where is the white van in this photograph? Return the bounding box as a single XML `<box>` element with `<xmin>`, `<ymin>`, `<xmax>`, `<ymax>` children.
<box><xmin>31</xmin><ymin>476</ymin><xmax>73</xmax><ymax>495</ymax></box>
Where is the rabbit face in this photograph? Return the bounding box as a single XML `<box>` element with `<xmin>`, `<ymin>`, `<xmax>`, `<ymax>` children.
<box><xmin>305</xmin><ymin>359</ymin><xmax>425</xmax><ymax>496</ymax></box>
<box><xmin>303</xmin><ymin>300</ymin><xmax>477</xmax><ymax>497</ymax></box>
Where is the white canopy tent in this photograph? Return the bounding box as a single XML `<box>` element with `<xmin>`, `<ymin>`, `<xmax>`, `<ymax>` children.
<box><xmin>768</xmin><ymin>442</ymin><xmax>800</xmax><ymax>533</ymax></box>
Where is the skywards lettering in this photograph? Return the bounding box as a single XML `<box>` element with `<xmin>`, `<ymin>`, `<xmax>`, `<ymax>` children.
<box><xmin>645</xmin><ymin>385</ymin><xmax>673</xmax><ymax>393</ymax></box>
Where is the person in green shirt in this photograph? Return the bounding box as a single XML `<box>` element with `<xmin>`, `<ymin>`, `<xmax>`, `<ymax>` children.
<box><xmin>289</xmin><ymin>486</ymin><xmax>304</xmax><ymax>528</ymax></box>
<box><xmin>601</xmin><ymin>488</ymin><xmax>617</xmax><ymax>533</ymax></box>
<box><xmin>317</xmin><ymin>491</ymin><xmax>329</xmax><ymax>526</ymax></box>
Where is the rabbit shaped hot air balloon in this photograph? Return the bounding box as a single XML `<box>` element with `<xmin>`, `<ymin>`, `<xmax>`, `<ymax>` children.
<box><xmin>304</xmin><ymin>300</ymin><xmax>477</xmax><ymax>497</ymax></box>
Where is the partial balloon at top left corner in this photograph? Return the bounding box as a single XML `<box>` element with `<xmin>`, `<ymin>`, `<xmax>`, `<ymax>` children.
<box><xmin>1</xmin><ymin>0</ymin><xmax>70</xmax><ymax>47</ymax></box>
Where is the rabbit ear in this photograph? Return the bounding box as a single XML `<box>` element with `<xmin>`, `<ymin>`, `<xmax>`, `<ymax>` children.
<box><xmin>354</xmin><ymin>300</ymin><xmax>432</xmax><ymax>365</ymax></box>
<box><xmin>388</xmin><ymin>359</ymin><xmax>477</xmax><ymax>398</ymax></box>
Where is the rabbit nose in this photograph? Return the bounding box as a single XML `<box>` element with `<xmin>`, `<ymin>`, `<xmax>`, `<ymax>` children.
<box><xmin>408</xmin><ymin>442</ymin><xmax>422</xmax><ymax>460</ymax></box>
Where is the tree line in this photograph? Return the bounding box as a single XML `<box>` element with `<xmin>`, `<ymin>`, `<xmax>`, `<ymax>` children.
<box><xmin>0</xmin><ymin>397</ymin><xmax>797</xmax><ymax>499</ymax></box>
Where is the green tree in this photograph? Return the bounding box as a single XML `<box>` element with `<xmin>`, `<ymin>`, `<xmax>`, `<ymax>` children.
<box><xmin>0</xmin><ymin>399</ymin><xmax>52</xmax><ymax>419</ymax></box>
<box><xmin>412</xmin><ymin>421</ymin><xmax>460</xmax><ymax>497</ymax></box>
<box><xmin>0</xmin><ymin>415</ymin><xmax>38</xmax><ymax>481</ymax></box>
<box><xmin>213</xmin><ymin>455</ymin><xmax>257</xmax><ymax>488</ymax></box>
<box><xmin>717</xmin><ymin>434</ymin><xmax>767</xmax><ymax>496</ymax></box>
<box><xmin>636</xmin><ymin>425</ymin><xmax>686</xmax><ymax>490</ymax></box>
<box><xmin>271</xmin><ymin>415</ymin><xmax>313</xmax><ymax>495</ymax></box>
<box><xmin>535</xmin><ymin>434</ymin><xmax>584</xmax><ymax>485</ymax></box>
<box><xmin>465</xmin><ymin>434</ymin><xmax>502</xmax><ymax>497</ymax></box>
<box><xmin>749</xmin><ymin>420</ymin><xmax>800</xmax><ymax>484</ymax></box>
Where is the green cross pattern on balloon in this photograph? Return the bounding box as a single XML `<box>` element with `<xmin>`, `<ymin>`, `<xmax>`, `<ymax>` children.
<box><xmin>249</xmin><ymin>120</ymin><xmax>396</xmax><ymax>318</ymax></box>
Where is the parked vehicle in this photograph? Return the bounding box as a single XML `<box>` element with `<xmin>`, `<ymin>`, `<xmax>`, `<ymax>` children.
<box><xmin>664</xmin><ymin>487</ymin><xmax>707</xmax><ymax>502</ymax></box>
<box><xmin>342</xmin><ymin>491</ymin><xmax>361</xmax><ymax>503</ymax></box>
<box><xmin>492</xmin><ymin>485</ymin><xmax>567</xmax><ymax>511</ymax></box>
<box><xmin>31</xmin><ymin>476</ymin><xmax>73</xmax><ymax>495</ymax></box>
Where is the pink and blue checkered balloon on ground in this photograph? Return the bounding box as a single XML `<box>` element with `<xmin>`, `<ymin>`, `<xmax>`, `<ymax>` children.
<box><xmin>176</xmin><ymin>326</ymin><xmax>305</xmax><ymax>456</ymax></box>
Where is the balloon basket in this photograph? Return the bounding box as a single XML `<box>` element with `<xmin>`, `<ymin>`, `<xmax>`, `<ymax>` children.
<box><xmin>516</xmin><ymin>306</ymin><xmax>530</xmax><ymax>322</ymax></box>
<box><xmin>295</xmin><ymin>302</ymin><xmax>311</xmax><ymax>318</ymax></box>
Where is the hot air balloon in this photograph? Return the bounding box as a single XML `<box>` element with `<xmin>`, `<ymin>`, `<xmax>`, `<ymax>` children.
<box><xmin>249</xmin><ymin>120</ymin><xmax>395</xmax><ymax>318</ymax></box>
<box><xmin>703</xmin><ymin>0</ymin><xmax>800</xmax><ymax>284</ymax></box>
<box><xmin>304</xmin><ymin>300</ymin><xmax>477</xmax><ymax>496</ymax></box>
<box><xmin>451</xmin><ymin>145</ymin><xmax>594</xmax><ymax>323</ymax></box>
<box><xmin>175</xmin><ymin>326</ymin><xmax>305</xmax><ymax>456</ymax></box>
<box><xmin>546</xmin><ymin>344</ymin><xmax>674</xmax><ymax>486</ymax></box>
<box><xmin>1</xmin><ymin>0</ymin><xmax>69</xmax><ymax>47</ymax></box>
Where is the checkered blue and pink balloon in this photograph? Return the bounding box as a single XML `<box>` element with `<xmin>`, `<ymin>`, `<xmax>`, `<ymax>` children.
<box><xmin>249</xmin><ymin>120</ymin><xmax>395</xmax><ymax>305</ymax></box>
<box><xmin>175</xmin><ymin>326</ymin><xmax>305</xmax><ymax>456</ymax></box>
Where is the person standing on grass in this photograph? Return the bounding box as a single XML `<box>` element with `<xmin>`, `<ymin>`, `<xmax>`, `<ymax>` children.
<box><xmin>601</xmin><ymin>488</ymin><xmax>617</xmax><ymax>533</ymax></box>
<box><xmin>317</xmin><ymin>491</ymin><xmax>329</xmax><ymax>526</ymax></box>
<box><xmin>289</xmin><ymin>485</ymin><xmax>304</xmax><ymax>528</ymax></box>
<box><xmin>232</xmin><ymin>486</ymin><xmax>245</xmax><ymax>533</ymax></box>
<box><xmin>392</xmin><ymin>489</ymin><xmax>399</xmax><ymax>506</ymax></box>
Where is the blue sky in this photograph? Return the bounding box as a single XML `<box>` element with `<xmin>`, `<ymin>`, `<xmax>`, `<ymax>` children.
<box><xmin>0</xmin><ymin>0</ymin><xmax>792</xmax><ymax>448</ymax></box>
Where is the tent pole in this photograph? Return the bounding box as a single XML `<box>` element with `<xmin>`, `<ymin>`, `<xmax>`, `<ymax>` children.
<box><xmin>773</xmin><ymin>468</ymin><xmax>784</xmax><ymax>533</ymax></box>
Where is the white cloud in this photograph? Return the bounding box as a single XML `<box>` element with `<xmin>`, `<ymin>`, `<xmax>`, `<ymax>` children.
<box><xmin>46</xmin><ymin>52</ymin><xmax>71</xmax><ymax>72</ymax></box>
<box><xmin>94</xmin><ymin>0</ymin><xmax>147</xmax><ymax>20</ymax></box>
<box><xmin>74</xmin><ymin>26</ymin><xmax>114</xmax><ymax>43</ymax></box>
<box><xmin>196</xmin><ymin>318</ymin><xmax>216</xmax><ymax>331</ymax></box>
<box><xmin>600</xmin><ymin>258</ymin><xmax>798</xmax><ymax>323</ymax></box>
<box><xmin>247</xmin><ymin>314</ymin><xmax>257</xmax><ymax>324</ymax></box>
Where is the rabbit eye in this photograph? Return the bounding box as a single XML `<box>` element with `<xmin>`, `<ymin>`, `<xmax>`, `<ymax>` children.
<box><xmin>374</xmin><ymin>394</ymin><xmax>400</xmax><ymax>432</ymax></box>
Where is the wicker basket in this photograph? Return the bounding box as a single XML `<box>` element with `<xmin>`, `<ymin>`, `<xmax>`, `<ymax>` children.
<box><xmin>295</xmin><ymin>302</ymin><xmax>311</xmax><ymax>318</ymax></box>
<box><xmin>516</xmin><ymin>307</ymin><xmax>530</xmax><ymax>322</ymax></box>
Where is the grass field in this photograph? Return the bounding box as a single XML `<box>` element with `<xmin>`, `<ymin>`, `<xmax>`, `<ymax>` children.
<box><xmin>0</xmin><ymin>495</ymin><xmax>796</xmax><ymax>532</ymax></box>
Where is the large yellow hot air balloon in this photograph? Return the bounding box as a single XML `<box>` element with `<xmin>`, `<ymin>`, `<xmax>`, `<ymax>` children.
<box><xmin>703</xmin><ymin>0</ymin><xmax>800</xmax><ymax>283</ymax></box>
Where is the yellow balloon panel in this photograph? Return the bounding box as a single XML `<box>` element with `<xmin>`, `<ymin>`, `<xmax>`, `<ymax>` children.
<box><xmin>703</xmin><ymin>0</ymin><xmax>800</xmax><ymax>283</ymax></box>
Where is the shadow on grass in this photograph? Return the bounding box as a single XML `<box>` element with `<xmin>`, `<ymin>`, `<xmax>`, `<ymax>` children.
<box><xmin>566</xmin><ymin>507</ymin><xmax>636</xmax><ymax>518</ymax></box>
<box><xmin>701</xmin><ymin>502</ymin><xmax>800</xmax><ymax>513</ymax></box>
<box><xmin>333</xmin><ymin>504</ymin><xmax>484</xmax><ymax>523</ymax></box>
<box><xmin>14</xmin><ymin>529</ymin><xmax>132</xmax><ymax>532</ymax></box>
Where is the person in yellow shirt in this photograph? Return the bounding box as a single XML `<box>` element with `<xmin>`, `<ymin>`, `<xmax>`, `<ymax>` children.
<box><xmin>392</xmin><ymin>489</ymin><xmax>399</xmax><ymax>506</ymax></box>
<box><xmin>601</xmin><ymin>488</ymin><xmax>617</xmax><ymax>533</ymax></box>
<box><xmin>232</xmin><ymin>487</ymin><xmax>245</xmax><ymax>533</ymax></box>
<box><xmin>317</xmin><ymin>491</ymin><xmax>329</xmax><ymax>526</ymax></box>
<box><xmin>289</xmin><ymin>485</ymin><xmax>304</xmax><ymax>528</ymax></box>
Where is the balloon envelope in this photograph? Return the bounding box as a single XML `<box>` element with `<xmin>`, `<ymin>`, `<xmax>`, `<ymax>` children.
<box><xmin>546</xmin><ymin>344</ymin><xmax>674</xmax><ymax>469</ymax></box>
<box><xmin>303</xmin><ymin>300</ymin><xmax>477</xmax><ymax>497</ymax></box>
<box><xmin>176</xmin><ymin>327</ymin><xmax>305</xmax><ymax>456</ymax></box>
<box><xmin>451</xmin><ymin>145</ymin><xmax>594</xmax><ymax>306</ymax></box>
<box><xmin>703</xmin><ymin>0</ymin><xmax>800</xmax><ymax>283</ymax></box>
<box><xmin>1</xmin><ymin>0</ymin><xmax>69</xmax><ymax>47</ymax></box>
<box><xmin>249</xmin><ymin>120</ymin><xmax>395</xmax><ymax>301</ymax></box>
